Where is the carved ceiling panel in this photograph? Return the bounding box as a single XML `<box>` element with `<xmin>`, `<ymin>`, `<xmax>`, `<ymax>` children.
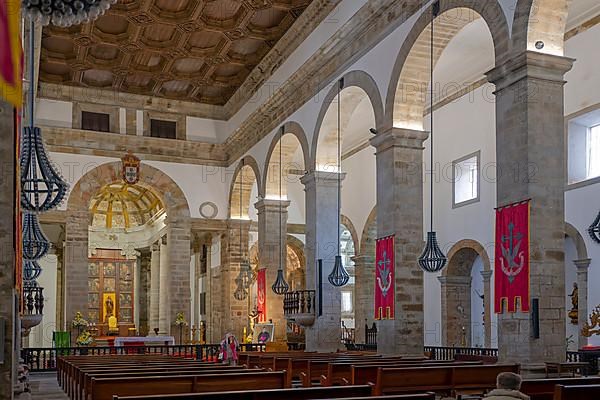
<box><xmin>40</xmin><ymin>0</ymin><xmax>313</xmax><ymax>106</ymax></box>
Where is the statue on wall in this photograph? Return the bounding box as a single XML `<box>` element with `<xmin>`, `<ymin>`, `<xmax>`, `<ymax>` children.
<box><xmin>568</xmin><ymin>282</ymin><xmax>578</xmax><ymax>325</ymax></box>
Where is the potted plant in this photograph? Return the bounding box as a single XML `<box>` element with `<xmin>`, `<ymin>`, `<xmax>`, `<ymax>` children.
<box><xmin>174</xmin><ymin>312</ymin><xmax>188</xmax><ymax>345</ymax></box>
<box><xmin>76</xmin><ymin>331</ymin><xmax>94</xmax><ymax>354</ymax></box>
<box><xmin>71</xmin><ymin>312</ymin><xmax>89</xmax><ymax>343</ymax></box>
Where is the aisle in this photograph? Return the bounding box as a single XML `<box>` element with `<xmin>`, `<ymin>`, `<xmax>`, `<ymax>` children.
<box><xmin>28</xmin><ymin>372</ymin><xmax>68</xmax><ymax>400</ymax></box>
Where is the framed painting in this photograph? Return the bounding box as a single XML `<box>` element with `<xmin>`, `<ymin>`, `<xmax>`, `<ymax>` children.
<box><xmin>253</xmin><ymin>323</ymin><xmax>275</xmax><ymax>343</ymax></box>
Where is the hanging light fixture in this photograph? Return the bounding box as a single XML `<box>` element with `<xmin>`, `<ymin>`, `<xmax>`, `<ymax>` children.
<box><xmin>21</xmin><ymin>19</ymin><xmax>68</xmax><ymax>213</ymax></box>
<box><xmin>272</xmin><ymin>127</ymin><xmax>290</xmax><ymax>295</ymax></box>
<box><xmin>22</xmin><ymin>0</ymin><xmax>117</xmax><ymax>27</ymax></box>
<box><xmin>23</xmin><ymin>260</ymin><xmax>42</xmax><ymax>285</ymax></box>
<box><xmin>234</xmin><ymin>160</ymin><xmax>253</xmax><ymax>301</ymax></box>
<box><xmin>418</xmin><ymin>1</ymin><xmax>447</xmax><ymax>273</ymax></box>
<box><xmin>328</xmin><ymin>78</ymin><xmax>350</xmax><ymax>287</ymax></box>
<box><xmin>589</xmin><ymin>210</ymin><xmax>600</xmax><ymax>244</ymax></box>
<box><xmin>22</xmin><ymin>213</ymin><xmax>50</xmax><ymax>261</ymax></box>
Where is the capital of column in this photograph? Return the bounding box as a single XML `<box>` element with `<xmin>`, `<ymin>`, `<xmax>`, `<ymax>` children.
<box><xmin>151</xmin><ymin>241</ymin><xmax>160</xmax><ymax>252</ymax></box>
<box><xmin>254</xmin><ymin>198</ymin><xmax>291</xmax><ymax>214</ymax></box>
<box><xmin>160</xmin><ymin>235</ymin><xmax>167</xmax><ymax>246</ymax></box>
<box><xmin>486</xmin><ymin>50</ymin><xmax>574</xmax><ymax>92</ymax></box>
<box><xmin>300</xmin><ymin>170</ymin><xmax>346</xmax><ymax>189</ymax></box>
<box><xmin>480</xmin><ymin>270</ymin><xmax>493</xmax><ymax>282</ymax></box>
<box><xmin>438</xmin><ymin>275</ymin><xmax>472</xmax><ymax>286</ymax></box>
<box><xmin>351</xmin><ymin>254</ymin><xmax>371</xmax><ymax>266</ymax></box>
<box><xmin>574</xmin><ymin>258</ymin><xmax>592</xmax><ymax>272</ymax></box>
<box><xmin>369</xmin><ymin>127</ymin><xmax>429</xmax><ymax>153</ymax></box>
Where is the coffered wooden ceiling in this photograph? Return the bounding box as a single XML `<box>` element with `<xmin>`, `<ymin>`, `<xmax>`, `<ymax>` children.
<box><xmin>40</xmin><ymin>0</ymin><xmax>313</xmax><ymax>106</ymax></box>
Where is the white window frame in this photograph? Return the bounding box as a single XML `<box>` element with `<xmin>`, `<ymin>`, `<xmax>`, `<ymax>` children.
<box><xmin>452</xmin><ymin>150</ymin><xmax>481</xmax><ymax>209</ymax></box>
<box><xmin>587</xmin><ymin>124</ymin><xmax>600</xmax><ymax>180</ymax></box>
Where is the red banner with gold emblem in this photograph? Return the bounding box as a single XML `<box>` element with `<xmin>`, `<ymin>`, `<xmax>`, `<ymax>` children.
<box><xmin>0</xmin><ymin>0</ymin><xmax>22</xmax><ymax>107</ymax></box>
<box><xmin>374</xmin><ymin>235</ymin><xmax>394</xmax><ymax>320</ymax></box>
<box><xmin>494</xmin><ymin>200</ymin><xmax>530</xmax><ymax>313</ymax></box>
<box><xmin>257</xmin><ymin>268</ymin><xmax>266</xmax><ymax>323</ymax></box>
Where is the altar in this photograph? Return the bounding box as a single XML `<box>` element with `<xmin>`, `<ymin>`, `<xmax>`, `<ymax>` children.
<box><xmin>113</xmin><ymin>336</ymin><xmax>175</xmax><ymax>347</ymax></box>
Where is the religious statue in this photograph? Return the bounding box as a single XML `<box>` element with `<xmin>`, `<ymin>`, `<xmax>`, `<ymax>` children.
<box><xmin>105</xmin><ymin>296</ymin><xmax>114</xmax><ymax>321</ymax></box>
<box><xmin>582</xmin><ymin>305</ymin><xmax>600</xmax><ymax>337</ymax></box>
<box><xmin>568</xmin><ymin>282</ymin><xmax>578</xmax><ymax>325</ymax></box>
<box><xmin>247</xmin><ymin>305</ymin><xmax>260</xmax><ymax>342</ymax></box>
<box><xmin>219</xmin><ymin>333</ymin><xmax>239</xmax><ymax>365</ymax></box>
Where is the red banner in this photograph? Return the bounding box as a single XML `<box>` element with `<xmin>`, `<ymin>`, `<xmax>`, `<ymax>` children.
<box><xmin>374</xmin><ymin>236</ymin><xmax>395</xmax><ymax>320</ymax></box>
<box><xmin>257</xmin><ymin>269</ymin><xmax>266</xmax><ymax>323</ymax></box>
<box><xmin>494</xmin><ymin>201</ymin><xmax>530</xmax><ymax>313</ymax></box>
<box><xmin>0</xmin><ymin>0</ymin><xmax>22</xmax><ymax>107</ymax></box>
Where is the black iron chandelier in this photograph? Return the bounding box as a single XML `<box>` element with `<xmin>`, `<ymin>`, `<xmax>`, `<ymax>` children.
<box><xmin>22</xmin><ymin>0</ymin><xmax>117</xmax><ymax>27</ymax></box>
<box><xmin>589</xmin><ymin>210</ymin><xmax>600</xmax><ymax>244</ymax></box>
<box><xmin>417</xmin><ymin>1</ymin><xmax>447</xmax><ymax>273</ymax></box>
<box><xmin>272</xmin><ymin>127</ymin><xmax>290</xmax><ymax>295</ymax></box>
<box><xmin>23</xmin><ymin>260</ymin><xmax>42</xmax><ymax>284</ymax></box>
<box><xmin>22</xmin><ymin>213</ymin><xmax>50</xmax><ymax>261</ymax></box>
<box><xmin>234</xmin><ymin>160</ymin><xmax>253</xmax><ymax>301</ymax></box>
<box><xmin>328</xmin><ymin>78</ymin><xmax>350</xmax><ymax>287</ymax></box>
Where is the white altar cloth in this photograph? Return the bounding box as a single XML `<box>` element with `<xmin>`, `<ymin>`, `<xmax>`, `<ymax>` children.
<box><xmin>113</xmin><ymin>336</ymin><xmax>175</xmax><ymax>347</ymax></box>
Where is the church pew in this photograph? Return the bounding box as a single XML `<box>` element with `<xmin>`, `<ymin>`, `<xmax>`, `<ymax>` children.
<box><xmin>453</xmin><ymin>353</ymin><xmax>498</xmax><ymax>364</ymax></box>
<box><xmin>553</xmin><ymin>384</ymin><xmax>600</xmax><ymax>400</ymax></box>
<box><xmin>520</xmin><ymin>377</ymin><xmax>600</xmax><ymax>400</ymax></box>
<box><xmin>371</xmin><ymin>364</ymin><xmax>520</xmax><ymax>396</ymax></box>
<box><xmin>90</xmin><ymin>371</ymin><xmax>287</xmax><ymax>400</ymax></box>
<box><xmin>297</xmin><ymin>355</ymin><xmax>388</xmax><ymax>386</ymax></box>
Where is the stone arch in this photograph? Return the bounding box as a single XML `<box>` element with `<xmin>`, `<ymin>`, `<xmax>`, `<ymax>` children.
<box><xmin>312</xmin><ymin>70</ymin><xmax>384</xmax><ymax>171</ymax></box>
<box><xmin>228</xmin><ymin>155</ymin><xmax>262</xmax><ymax>219</ymax></box>
<box><xmin>440</xmin><ymin>239</ymin><xmax>492</xmax><ymax>347</ymax></box>
<box><xmin>286</xmin><ymin>235</ymin><xmax>306</xmax><ymax>291</ymax></box>
<box><xmin>512</xmin><ymin>0</ymin><xmax>572</xmax><ymax>56</ymax></box>
<box><xmin>263</xmin><ymin>121</ymin><xmax>310</xmax><ymax>199</ymax></box>
<box><xmin>385</xmin><ymin>0</ymin><xmax>510</xmax><ymax>129</ymax></box>
<box><xmin>340</xmin><ymin>214</ymin><xmax>360</xmax><ymax>256</ymax></box>
<box><xmin>565</xmin><ymin>221</ymin><xmax>588</xmax><ymax>260</ymax></box>
<box><xmin>354</xmin><ymin>206</ymin><xmax>377</xmax><ymax>343</ymax></box>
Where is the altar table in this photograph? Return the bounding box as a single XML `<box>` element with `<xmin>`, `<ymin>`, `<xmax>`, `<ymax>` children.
<box><xmin>113</xmin><ymin>336</ymin><xmax>175</xmax><ymax>347</ymax></box>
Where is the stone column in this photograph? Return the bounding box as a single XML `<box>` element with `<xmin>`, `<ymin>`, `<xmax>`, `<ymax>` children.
<box><xmin>64</xmin><ymin>211</ymin><xmax>90</xmax><ymax>330</ymax></box>
<box><xmin>353</xmin><ymin>255</ymin><xmax>374</xmax><ymax>344</ymax></box>
<box><xmin>138</xmin><ymin>250</ymin><xmax>151</xmax><ymax>336</ymax></box>
<box><xmin>0</xmin><ymin>99</ymin><xmax>16</xmax><ymax>399</ymax></box>
<box><xmin>166</xmin><ymin>220</ymin><xmax>192</xmax><ymax>342</ymax></box>
<box><xmin>301</xmin><ymin>171</ymin><xmax>345</xmax><ymax>352</ymax></box>
<box><xmin>481</xmin><ymin>270</ymin><xmax>493</xmax><ymax>348</ymax></box>
<box><xmin>149</xmin><ymin>242</ymin><xmax>160</xmax><ymax>334</ymax></box>
<box><xmin>439</xmin><ymin>276</ymin><xmax>472</xmax><ymax>347</ymax></box>
<box><xmin>369</xmin><ymin>128</ymin><xmax>427</xmax><ymax>356</ymax></box>
<box><xmin>574</xmin><ymin>259</ymin><xmax>591</xmax><ymax>349</ymax></box>
<box><xmin>158</xmin><ymin>236</ymin><xmax>169</xmax><ymax>334</ymax></box>
<box><xmin>487</xmin><ymin>51</ymin><xmax>574</xmax><ymax>367</ymax></box>
<box><xmin>255</xmin><ymin>199</ymin><xmax>291</xmax><ymax>342</ymax></box>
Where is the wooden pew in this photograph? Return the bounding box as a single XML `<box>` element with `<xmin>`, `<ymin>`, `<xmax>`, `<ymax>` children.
<box><xmin>454</xmin><ymin>353</ymin><xmax>498</xmax><ymax>364</ymax></box>
<box><xmin>91</xmin><ymin>371</ymin><xmax>286</xmax><ymax>400</ymax></box>
<box><xmin>520</xmin><ymin>377</ymin><xmax>600</xmax><ymax>400</ymax></box>
<box><xmin>299</xmin><ymin>355</ymin><xmax>391</xmax><ymax>387</ymax></box>
<box><xmin>553</xmin><ymin>384</ymin><xmax>600</xmax><ymax>400</ymax></box>
<box><xmin>372</xmin><ymin>364</ymin><xmax>520</xmax><ymax>396</ymax></box>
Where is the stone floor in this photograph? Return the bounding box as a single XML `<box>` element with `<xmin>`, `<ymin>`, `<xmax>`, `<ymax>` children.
<box><xmin>28</xmin><ymin>372</ymin><xmax>68</xmax><ymax>400</ymax></box>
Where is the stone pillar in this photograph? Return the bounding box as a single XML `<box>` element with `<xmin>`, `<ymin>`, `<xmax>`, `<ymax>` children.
<box><xmin>487</xmin><ymin>51</ymin><xmax>574</xmax><ymax>367</ymax></box>
<box><xmin>64</xmin><ymin>211</ymin><xmax>90</xmax><ymax>331</ymax></box>
<box><xmin>301</xmin><ymin>171</ymin><xmax>345</xmax><ymax>352</ymax></box>
<box><xmin>0</xmin><ymin>99</ymin><xmax>15</xmax><ymax>400</ymax></box>
<box><xmin>369</xmin><ymin>128</ymin><xmax>427</xmax><ymax>356</ymax></box>
<box><xmin>439</xmin><ymin>276</ymin><xmax>472</xmax><ymax>347</ymax></box>
<box><xmin>574</xmin><ymin>259</ymin><xmax>591</xmax><ymax>349</ymax></box>
<box><xmin>138</xmin><ymin>250</ymin><xmax>151</xmax><ymax>336</ymax></box>
<box><xmin>255</xmin><ymin>199</ymin><xmax>291</xmax><ymax>342</ymax></box>
<box><xmin>158</xmin><ymin>236</ymin><xmax>169</xmax><ymax>334</ymax></box>
<box><xmin>353</xmin><ymin>255</ymin><xmax>374</xmax><ymax>344</ymax></box>
<box><xmin>166</xmin><ymin>220</ymin><xmax>192</xmax><ymax>341</ymax></box>
<box><xmin>481</xmin><ymin>270</ymin><xmax>493</xmax><ymax>348</ymax></box>
<box><xmin>149</xmin><ymin>242</ymin><xmax>160</xmax><ymax>334</ymax></box>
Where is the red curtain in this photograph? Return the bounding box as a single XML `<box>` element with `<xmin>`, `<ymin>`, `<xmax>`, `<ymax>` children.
<box><xmin>257</xmin><ymin>269</ymin><xmax>266</xmax><ymax>323</ymax></box>
<box><xmin>494</xmin><ymin>201</ymin><xmax>530</xmax><ymax>313</ymax></box>
<box><xmin>374</xmin><ymin>236</ymin><xmax>395</xmax><ymax>320</ymax></box>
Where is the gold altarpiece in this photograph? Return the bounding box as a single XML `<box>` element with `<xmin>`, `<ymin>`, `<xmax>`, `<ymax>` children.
<box><xmin>88</xmin><ymin>249</ymin><xmax>135</xmax><ymax>336</ymax></box>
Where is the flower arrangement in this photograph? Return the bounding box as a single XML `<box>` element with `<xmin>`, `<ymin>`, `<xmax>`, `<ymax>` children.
<box><xmin>76</xmin><ymin>331</ymin><xmax>93</xmax><ymax>346</ymax></box>
<box><xmin>71</xmin><ymin>312</ymin><xmax>89</xmax><ymax>329</ymax></box>
<box><xmin>174</xmin><ymin>312</ymin><xmax>188</xmax><ymax>327</ymax></box>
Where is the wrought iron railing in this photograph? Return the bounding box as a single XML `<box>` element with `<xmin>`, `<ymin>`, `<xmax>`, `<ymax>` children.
<box><xmin>567</xmin><ymin>351</ymin><xmax>581</xmax><ymax>362</ymax></box>
<box><xmin>21</xmin><ymin>343</ymin><xmax>265</xmax><ymax>372</ymax></box>
<box><xmin>283</xmin><ymin>290</ymin><xmax>316</xmax><ymax>315</ymax></box>
<box><xmin>345</xmin><ymin>323</ymin><xmax>377</xmax><ymax>351</ymax></box>
<box><xmin>23</xmin><ymin>286</ymin><xmax>44</xmax><ymax>316</ymax></box>
<box><xmin>341</xmin><ymin>321</ymin><xmax>355</xmax><ymax>344</ymax></box>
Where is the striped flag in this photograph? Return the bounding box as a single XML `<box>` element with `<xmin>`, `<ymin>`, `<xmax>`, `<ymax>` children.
<box><xmin>0</xmin><ymin>0</ymin><xmax>22</xmax><ymax>107</ymax></box>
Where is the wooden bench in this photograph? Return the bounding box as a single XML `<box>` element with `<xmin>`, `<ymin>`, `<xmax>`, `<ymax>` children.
<box><xmin>553</xmin><ymin>384</ymin><xmax>600</xmax><ymax>400</ymax></box>
<box><xmin>454</xmin><ymin>353</ymin><xmax>498</xmax><ymax>364</ymax></box>
<box><xmin>520</xmin><ymin>377</ymin><xmax>600</xmax><ymax>400</ymax></box>
<box><xmin>545</xmin><ymin>362</ymin><xmax>590</xmax><ymax>377</ymax></box>
<box><xmin>91</xmin><ymin>371</ymin><xmax>287</xmax><ymax>400</ymax></box>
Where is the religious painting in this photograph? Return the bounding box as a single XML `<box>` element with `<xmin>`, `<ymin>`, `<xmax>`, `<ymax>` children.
<box><xmin>88</xmin><ymin>262</ymin><xmax>99</xmax><ymax>277</ymax></box>
<box><xmin>88</xmin><ymin>293</ymin><xmax>99</xmax><ymax>309</ymax></box>
<box><xmin>253</xmin><ymin>323</ymin><xmax>274</xmax><ymax>343</ymax></box>
<box><xmin>120</xmin><ymin>280</ymin><xmax>132</xmax><ymax>292</ymax></box>
<box><xmin>88</xmin><ymin>278</ymin><xmax>100</xmax><ymax>292</ymax></box>
<box><xmin>494</xmin><ymin>200</ymin><xmax>530</xmax><ymax>314</ymax></box>
<box><xmin>103</xmin><ymin>263</ymin><xmax>116</xmax><ymax>276</ymax></box>
<box><xmin>102</xmin><ymin>292</ymin><xmax>117</xmax><ymax>322</ymax></box>
<box><xmin>119</xmin><ymin>308</ymin><xmax>132</xmax><ymax>322</ymax></box>
<box><xmin>119</xmin><ymin>293</ymin><xmax>132</xmax><ymax>307</ymax></box>
<box><xmin>120</xmin><ymin>263</ymin><xmax>132</xmax><ymax>279</ymax></box>
<box><xmin>104</xmin><ymin>278</ymin><xmax>116</xmax><ymax>292</ymax></box>
<box><xmin>374</xmin><ymin>236</ymin><xmax>395</xmax><ymax>320</ymax></box>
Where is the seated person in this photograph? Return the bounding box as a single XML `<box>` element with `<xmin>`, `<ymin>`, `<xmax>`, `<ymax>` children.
<box><xmin>107</xmin><ymin>315</ymin><xmax>119</xmax><ymax>336</ymax></box>
<box><xmin>484</xmin><ymin>372</ymin><xmax>530</xmax><ymax>400</ymax></box>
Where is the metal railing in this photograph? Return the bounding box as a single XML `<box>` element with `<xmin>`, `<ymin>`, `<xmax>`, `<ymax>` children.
<box><xmin>425</xmin><ymin>346</ymin><xmax>499</xmax><ymax>360</ymax></box>
<box><xmin>23</xmin><ymin>286</ymin><xmax>44</xmax><ymax>316</ymax></box>
<box><xmin>21</xmin><ymin>343</ymin><xmax>265</xmax><ymax>372</ymax></box>
<box><xmin>283</xmin><ymin>290</ymin><xmax>316</xmax><ymax>315</ymax></box>
<box><xmin>341</xmin><ymin>321</ymin><xmax>355</xmax><ymax>344</ymax></box>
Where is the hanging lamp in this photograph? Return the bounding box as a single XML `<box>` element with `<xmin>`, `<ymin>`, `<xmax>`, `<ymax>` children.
<box><xmin>234</xmin><ymin>160</ymin><xmax>252</xmax><ymax>301</ymax></box>
<box><xmin>21</xmin><ymin>19</ymin><xmax>68</xmax><ymax>213</ymax></box>
<box><xmin>22</xmin><ymin>212</ymin><xmax>50</xmax><ymax>261</ymax></box>
<box><xmin>589</xmin><ymin>210</ymin><xmax>600</xmax><ymax>244</ymax></box>
<box><xmin>328</xmin><ymin>78</ymin><xmax>350</xmax><ymax>287</ymax></box>
<box><xmin>418</xmin><ymin>1</ymin><xmax>447</xmax><ymax>273</ymax></box>
<box><xmin>272</xmin><ymin>127</ymin><xmax>290</xmax><ymax>295</ymax></box>
<box><xmin>22</xmin><ymin>0</ymin><xmax>117</xmax><ymax>27</ymax></box>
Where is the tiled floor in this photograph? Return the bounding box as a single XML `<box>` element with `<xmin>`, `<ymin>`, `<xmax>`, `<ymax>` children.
<box><xmin>29</xmin><ymin>372</ymin><xmax>68</xmax><ymax>400</ymax></box>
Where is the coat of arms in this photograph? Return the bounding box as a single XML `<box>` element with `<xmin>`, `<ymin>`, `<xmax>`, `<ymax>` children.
<box><xmin>121</xmin><ymin>151</ymin><xmax>141</xmax><ymax>185</ymax></box>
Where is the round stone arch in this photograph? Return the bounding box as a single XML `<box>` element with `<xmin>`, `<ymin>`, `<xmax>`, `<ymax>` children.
<box><xmin>384</xmin><ymin>0</ymin><xmax>510</xmax><ymax>129</ymax></box>
<box><xmin>565</xmin><ymin>222</ymin><xmax>588</xmax><ymax>260</ymax></box>
<box><xmin>354</xmin><ymin>206</ymin><xmax>377</xmax><ymax>343</ymax></box>
<box><xmin>64</xmin><ymin>161</ymin><xmax>191</xmax><ymax>335</ymax></box>
<box><xmin>262</xmin><ymin>121</ymin><xmax>310</xmax><ymax>199</ymax></box>
<box><xmin>512</xmin><ymin>0</ymin><xmax>572</xmax><ymax>56</ymax></box>
<box><xmin>340</xmin><ymin>214</ymin><xmax>360</xmax><ymax>256</ymax></box>
<box><xmin>228</xmin><ymin>155</ymin><xmax>262</xmax><ymax>219</ymax></box>
<box><xmin>286</xmin><ymin>234</ymin><xmax>306</xmax><ymax>291</ymax></box>
<box><xmin>311</xmin><ymin>70</ymin><xmax>385</xmax><ymax>171</ymax></box>
<box><xmin>440</xmin><ymin>239</ymin><xmax>492</xmax><ymax>348</ymax></box>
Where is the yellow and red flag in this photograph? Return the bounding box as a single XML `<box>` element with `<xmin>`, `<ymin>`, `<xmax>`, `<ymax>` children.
<box><xmin>374</xmin><ymin>235</ymin><xmax>395</xmax><ymax>320</ymax></box>
<box><xmin>0</xmin><ymin>0</ymin><xmax>22</xmax><ymax>107</ymax></box>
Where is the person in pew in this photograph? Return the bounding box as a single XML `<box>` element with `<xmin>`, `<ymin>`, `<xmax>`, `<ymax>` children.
<box><xmin>484</xmin><ymin>372</ymin><xmax>530</xmax><ymax>400</ymax></box>
<box><xmin>219</xmin><ymin>333</ymin><xmax>239</xmax><ymax>366</ymax></box>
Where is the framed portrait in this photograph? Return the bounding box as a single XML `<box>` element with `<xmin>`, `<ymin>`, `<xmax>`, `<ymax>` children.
<box><xmin>253</xmin><ymin>323</ymin><xmax>275</xmax><ymax>343</ymax></box>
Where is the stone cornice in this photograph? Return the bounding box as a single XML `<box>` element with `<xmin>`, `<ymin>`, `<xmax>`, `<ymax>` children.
<box><xmin>42</xmin><ymin>125</ymin><xmax>228</xmax><ymax>167</ymax></box>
